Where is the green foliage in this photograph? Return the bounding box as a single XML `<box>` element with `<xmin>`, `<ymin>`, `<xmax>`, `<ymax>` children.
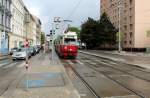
<box><xmin>80</xmin><ymin>13</ymin><xmax>117</xmax><ymax>49</ymax></box>
<box><xmin>116</xmin><ymin>32</ymin><xmax>124</xmax><ymax>42</ymax></box>
<box><xmin>41</xmin><ymin>32</ymin><xmax>45</xmax><ymax>45</ymax></box>
<box><xmin>68</xmin><ymin>27</ymin><xmax>80</xmax><ymax>38</ymax></box>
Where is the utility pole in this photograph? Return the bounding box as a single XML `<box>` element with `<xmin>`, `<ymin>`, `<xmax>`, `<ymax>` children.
<box><xmin>118</xmin><ymin>0</ymin><xmax>122</xmax><ymax>53</ymax></box>
<box><xmin>25</xmin><ymin>12</ymin><xmax>30</xmax><ymax>91</ymax></box>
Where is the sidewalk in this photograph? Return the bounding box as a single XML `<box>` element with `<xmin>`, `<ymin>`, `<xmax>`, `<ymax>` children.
<box><xmin>80</xmin><ymin>50</ymin><xmax>150</xmax><ymax>70</ymax></box>
<box><xmin>1</xmin><ymin>52</ymin><xmax>80</xmax><ymax>98</ymax></box>
<box><xmin>96</xmin><ymin>50</ymin><xmax>150</xmax><ymax>57</ymax></box>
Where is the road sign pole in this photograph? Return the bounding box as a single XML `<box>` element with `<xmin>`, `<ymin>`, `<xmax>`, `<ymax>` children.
<box><xmin>25</xmin><ymin>61</ymin><xmax>29</xmax><ymax>91</ymax></box>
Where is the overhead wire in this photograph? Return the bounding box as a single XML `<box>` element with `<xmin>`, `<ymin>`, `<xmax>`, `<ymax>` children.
<box><xmin>67</xmin><ymin>0</ymin><xmax>83</xmax><ymax>19</ymax></box>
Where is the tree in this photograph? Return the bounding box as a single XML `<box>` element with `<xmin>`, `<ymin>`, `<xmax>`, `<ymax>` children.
<box><xmin>99</xmin><ymin>13</ymin><xmax>117</xmax><ymax>47</ymax></box>
<box><xmin>68</xmin><ymin>27</ymin><xmax>80</xmax><ymax>38</ymax></box>
<box><xmin>41</xmin><ymin>32</ymin><xmax>45</xmax><ymax>45</ymax></box>
<box><xmin>80</xmin><ymin>13</ymin><xmax>117</xmax><ymax>49</ymax></box>
<box><xmin>80</xmin><ymin>18</ymin><xmax>100</xmax><ymax>49</ymax></box>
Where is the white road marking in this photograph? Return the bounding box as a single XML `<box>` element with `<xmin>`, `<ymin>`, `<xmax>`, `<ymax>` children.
<box><xmin>90</xmin><ymin>62</ymin><xmax>97</xmax><ymax>65</ymax></box>
<box><xmin>3</xmin><ymin>62</ymin><xmax>17</xmax><ymax>69</ymax></box>
<box><xmin>68</xmin><ymin>60</ymin><xmax>74</xmax><ymax>65</ymax></box>
<box><xmin>98</xmin><ymin>61</ymin><xmax>113</xmax><ymax>66</ymax></box>
<box><xmin>94</xmin><ymin>59</ymin><xmax>101</xmax><ymax>62</ymax></box>
<box><xmin>77</xmin><ymin>60</ymin><xmax>84</xmax><ymax>65</ymax></box>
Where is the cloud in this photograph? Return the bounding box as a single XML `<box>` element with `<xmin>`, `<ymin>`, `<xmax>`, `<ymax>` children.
<box><xmin>23</xmin><ymin>0</ymin><xmax>100</xmax><ymax>33</ymax></box>
<box><xmin>28</xmin><ymin>7</ymin><xmax>41</xmax><ymax>17</ymax></box>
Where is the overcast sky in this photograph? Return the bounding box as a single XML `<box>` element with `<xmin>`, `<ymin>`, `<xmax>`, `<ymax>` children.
<box><xmin>23</xmin><ymin>0</ymin><xmax>100</xmax><ymax>33</ymax></box>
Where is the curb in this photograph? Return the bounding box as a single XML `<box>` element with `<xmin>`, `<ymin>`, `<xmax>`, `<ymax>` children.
<box><xmin>79</xmin><ymin>51</ymin><xmax>148</xmax><ymax>69</ymax></box>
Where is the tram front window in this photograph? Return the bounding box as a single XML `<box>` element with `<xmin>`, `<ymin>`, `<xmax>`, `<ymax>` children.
<box><xmin>64</xmin><ymin>38</ymin><xmax>76</xmax><ymax>45</ymax></box>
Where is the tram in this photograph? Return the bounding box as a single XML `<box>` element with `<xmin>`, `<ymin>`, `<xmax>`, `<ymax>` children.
<box><xmin>54</xmin><ymin>31</ymin><xmax>78</xmax><ymax>59</ymax></box>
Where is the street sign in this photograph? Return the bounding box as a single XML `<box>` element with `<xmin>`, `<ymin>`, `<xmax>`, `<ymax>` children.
<box><xmin>25</xmin><ymin>39</ymin><xmax>29</xmax><ymax>47</ymax></box>
<box><xmin>46</xmin><ymin>35</ymin><xmax>50</xmax><ymax>41</ymax></box>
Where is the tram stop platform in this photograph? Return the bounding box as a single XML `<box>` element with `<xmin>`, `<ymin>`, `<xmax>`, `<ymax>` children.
<box><xmin>0</xmin><ymin>52</ymin><xmax>80</xmax><ymax>98</ymax></box>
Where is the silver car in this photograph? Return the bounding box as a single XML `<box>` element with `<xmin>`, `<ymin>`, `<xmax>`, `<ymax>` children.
<box><xmin>12</xmin><ymin>48</ymin><xmax>31</xmax><ymax>60</ymax></box>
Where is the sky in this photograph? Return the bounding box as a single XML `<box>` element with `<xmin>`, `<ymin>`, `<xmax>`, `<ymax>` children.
<box><xmin>23</xmin><ymin>0</ymin><xmax>100</xmax><ymax>34</ymax></box>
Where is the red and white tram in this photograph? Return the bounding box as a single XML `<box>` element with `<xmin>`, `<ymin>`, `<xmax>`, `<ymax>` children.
<box><xmin>54</xmin><ymin>31</ymin><xmax>78</xmax><ymax>59</ymax></box>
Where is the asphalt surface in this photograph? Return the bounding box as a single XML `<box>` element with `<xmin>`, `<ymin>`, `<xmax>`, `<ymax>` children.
<box><xmin>62</xmin><ymin>52</ymin><xmax>150</xmax><ymax>98</ymax></box>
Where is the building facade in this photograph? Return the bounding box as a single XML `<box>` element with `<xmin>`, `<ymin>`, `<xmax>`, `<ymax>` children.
<box><xmin>0</xmin><ymin>0</ymin><xmax>12</xmax><ymax>53</ymax></box>
<box><xmin>23</xmin><ymin>9</ymin><xmax>41</xmax><ymax>47</ymax></box>
<box><xmin>101</xmin><ymin>0</ymin><xmax>150</xmax><ymax>51</ymax></box>
<box><xmin>9</xmin><ymin>0</ymin><xmax>25</xmax><ymax>49</ymax></box>
<box><xmin>34</xmin><ymin>16</ymin><xmax>41</xmax><ymax>46</ymax></box>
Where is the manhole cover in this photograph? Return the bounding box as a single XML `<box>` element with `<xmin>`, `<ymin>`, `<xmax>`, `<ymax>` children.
<box><xmin>18</xmin><ymin>73</ymin><xmax>65</xmax><ymax>88</ymax></box>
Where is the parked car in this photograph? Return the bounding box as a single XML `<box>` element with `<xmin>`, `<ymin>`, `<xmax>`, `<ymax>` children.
<box><xmin>34</xmin><ymin>45</ymin><xmax>41</xmax><ymax>53</ymax></box>
<box><xmin>29</xmin><ymin>46</ymin><xmax>36</xmax><ymax>56</ymax></box>
<box><xmin>10</xmin><ymin>47</ymin><xmax>18</xmax><ymax>55</ymax></box>
<box><xmin>12</xmin><ymin>48</ymin><xmax>31</xmax><ymax>60</ymax></box>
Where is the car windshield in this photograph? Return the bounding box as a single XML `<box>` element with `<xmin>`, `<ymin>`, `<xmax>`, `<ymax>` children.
<box><xmin>64</xmin><ymin>38</ymin><xmax>76</xmax><ymax>45</ymax></box>
<box><xmin>17</xmin><ymin>48</ymin><xmax>26</xmax><ymax>52</ymax></box>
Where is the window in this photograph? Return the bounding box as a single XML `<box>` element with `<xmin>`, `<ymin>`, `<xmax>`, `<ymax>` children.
<box><xmin>124</xmin><ymin>25</ymin><xmax>127</xmax><ymax>30</ymax></box>
<box><xmin>124</xmin><ymin>33</ymin><xmax>127</xmax><ymax>38</ymax></box>
<box><xmin>129</xmin><ymin>0</ymin><xmax>133</xmax><ymax>5</ymax></box>
<box><xmin>2</xmin><ymin>14</ymin><xmax>3</xmax><ymax>25</ymax></box>
<box><xmin>0</xmin><ymin>12</ymin><xmax>2</xmax><ymax>25</ymax></box>
<box><xmin>130</xmin><ymin>32</ymin><xmax>133</xmax><ymax>38</ymax></box>
<box><xmin>130</xmin><ymin>24</ymin><xmax>133</xmax><ymax>30</ymax></box>
<box><xmin>129</xmin><ymin>40</ymin><xmax>132</xmax><ymax>45</ymax></box>
<box><xmin>124</xmin><ymin>41</ymin><xmax>127</xmax><ymax>44</ymax></box>
<box><xmin>129</xmin><ymin>16</ymin><xmax>132</xmax><ymax>22</ymax></box>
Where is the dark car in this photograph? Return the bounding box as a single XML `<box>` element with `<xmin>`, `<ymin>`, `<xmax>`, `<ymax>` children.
<box><xmin>29</xmin><ymin>46</ymin><xmax>36</xmax><ymax>56</ymax></box>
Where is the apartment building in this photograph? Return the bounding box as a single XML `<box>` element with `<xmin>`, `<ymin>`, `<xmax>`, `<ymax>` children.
<box><xmin>101</xmin><ymin>0</ymin><xmax>150</xmax><ymax>50</ymax></box>
<box><xmin>9</xmin><ymin>0</ymin><xmax>25</xmax><ymax>49</ymax></box>
<box><xmin>24</xmin><ymin>8</ymin><xmax>41</xmax><ymax>47</ymax></box>
<box><xmin>33</xmin><ymin>16</ymin><xmax>41</xmax><ymax>46</ymax></box>
<box><xmin>0</xmin><ymin>0</ymin><xmax>11</xmax><ymax>53</ymax></box>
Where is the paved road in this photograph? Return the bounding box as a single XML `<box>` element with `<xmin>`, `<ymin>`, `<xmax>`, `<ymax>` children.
<box><xmin>62</xmin><ymin>52</ymin><xmax>150</xmax><ymax>98</ymax></box>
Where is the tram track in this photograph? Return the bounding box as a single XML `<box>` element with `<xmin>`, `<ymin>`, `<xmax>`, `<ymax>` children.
<box><xmin>80</xmin><ymin>51</ymin><xmax>150</xmax><ymax>74</ymax></box>
<box><xmin>62</xmin><ymin>59</ymin><xmax>146</xmax><ymax>98</ymax></box>
<box><xmin>79</xmin><ymin>59</ymin><xmax>145</xmax><ymax>98</ymax></box>
<box><xmin>77</xmin><ymin>53</ymin><xmax>150</xmax><ymax>98</ymax></box>
<box><xmin>80</xmin><ymin>52</ymin><xmax>150</xmax><ymax>82</ymax></box>
<box><xmin>62</xmin><ymin>60</ymin><xmax>101</xmax><ymax>98</ymax></box>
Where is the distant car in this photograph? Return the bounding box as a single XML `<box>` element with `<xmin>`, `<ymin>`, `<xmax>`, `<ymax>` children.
<box><xmin>10</xmin><ymin>47</ymin><xmax>18</xmax><ymax>55</ymax></box>
<box><xmin>29</xmin><ymin>46</ymin><xmax>36</xmax><ymax>56</ymax></box>
<box><xmin>12</xmin><ymin>48</ymin><xmax>31</xmax><ymax>60</ymax></box>
<box><xmin>34</xmin><ymin>46</ymin><xmax>39</xmax><ymax>53</ymax></box>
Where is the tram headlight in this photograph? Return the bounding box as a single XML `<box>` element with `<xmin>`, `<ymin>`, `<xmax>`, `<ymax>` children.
<box><xmin>64</xmin><ymin>46</ymin><xmax>67</xmax><ymax>50</ymax></box>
